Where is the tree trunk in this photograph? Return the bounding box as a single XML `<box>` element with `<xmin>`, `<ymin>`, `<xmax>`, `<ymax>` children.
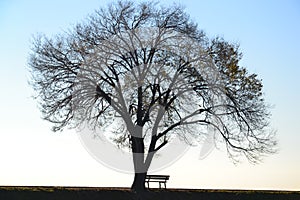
<box><xmin>130</xmin><ymin>135</ymin><xmax>148</xmax><ymax>192</ymax></box>
<box><xmin>131</xmin><ymin>172</ymin><xmax>147</xmax><ymax>192</ymax></box>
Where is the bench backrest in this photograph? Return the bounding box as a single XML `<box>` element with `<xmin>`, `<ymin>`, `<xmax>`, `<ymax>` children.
<box><xmin>146</xmin><ymin>175</ymin><xmax>170</xmax><ymax>180</ymax></box>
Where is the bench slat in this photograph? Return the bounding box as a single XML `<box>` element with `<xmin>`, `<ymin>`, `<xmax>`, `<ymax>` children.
<box><xmin>146</xmin><ymin>178</ymin><xmax>169</xmax><ymax>180</ymax></box>
<box><xmin>146</xmin><ymin>175</ymin><xmax>169</xmax><ymax>179</ymax></box>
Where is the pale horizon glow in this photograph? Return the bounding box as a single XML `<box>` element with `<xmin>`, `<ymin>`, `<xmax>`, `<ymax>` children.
<box><xmin>0</xmin><ymin>0</ymin><xmax>299</xmax><ymax>191</ymax></box>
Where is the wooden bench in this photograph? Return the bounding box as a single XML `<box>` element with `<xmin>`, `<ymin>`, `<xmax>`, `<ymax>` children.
<box><xmin>145</xmin><ymin>175</ymin><xmax>170</xmax><ymax>189</ymax></box>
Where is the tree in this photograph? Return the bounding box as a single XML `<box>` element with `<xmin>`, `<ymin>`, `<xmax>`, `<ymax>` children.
<box><xmin>29</xmin><ymin>1</ymin><xmax>277</xmax><ymax>192</ymax></box>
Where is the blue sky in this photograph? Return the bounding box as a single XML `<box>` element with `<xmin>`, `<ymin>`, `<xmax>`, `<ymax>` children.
<box><xmin>0</xmin><ymin>0</ymin><xmax>299</xmax><ymax>190</ymax></box>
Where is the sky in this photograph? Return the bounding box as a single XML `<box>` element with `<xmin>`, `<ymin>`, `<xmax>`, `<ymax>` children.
<box><xmin>0</xmin><ymin>0</ymin><xmax>300</xmax><ymax>191</ymax></box>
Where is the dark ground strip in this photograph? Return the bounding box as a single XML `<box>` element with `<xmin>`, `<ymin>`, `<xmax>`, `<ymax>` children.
<box><xmin>0</xmin><ymin>186</ymin><xmax>299</xmax><ymax>200</ymax></box>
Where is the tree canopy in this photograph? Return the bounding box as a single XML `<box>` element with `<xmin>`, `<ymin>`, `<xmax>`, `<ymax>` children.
<box><xmin>29</xmin><ymin>1</ymin><xmax>277</xmax><ymax>191</ymax></box>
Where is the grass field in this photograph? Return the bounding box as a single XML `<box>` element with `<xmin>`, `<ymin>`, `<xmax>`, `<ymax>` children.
<box><xmin>0</xmin><ymin>186</ymin><xmax>299</xmax><ymax>200</ymax></box>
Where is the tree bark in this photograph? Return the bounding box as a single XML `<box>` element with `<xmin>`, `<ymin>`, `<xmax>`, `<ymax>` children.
<box><xmin>130</xmin><ymin>135</ymin><xmax>147</xmax><ymax>192</ymax></box>
<box><xmin>130</xmin><ymin>141</ymin><xmax>156</xmax><ymax>192</ymax></box>
<box><xmin>130</xmin><ymin>86</ymin><xmax>153</xmax><ymax>192</ymax></box>
<box><xmin>131</xmin><ymin>172</ymin><xmax>147</xmax><ymax>192</ymax></box>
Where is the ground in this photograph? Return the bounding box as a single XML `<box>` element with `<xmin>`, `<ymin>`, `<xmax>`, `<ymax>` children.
<box><xmin>0</xmin><ymin>186</ymin><xmax>299</xmax><ymax>200</ymax></box>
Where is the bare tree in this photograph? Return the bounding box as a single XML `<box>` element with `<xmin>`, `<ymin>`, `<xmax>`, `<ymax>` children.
<box><xmin>29</xmin><ymin>1</ymin><xmax>277</xmax><ymax>191</ymax></box>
